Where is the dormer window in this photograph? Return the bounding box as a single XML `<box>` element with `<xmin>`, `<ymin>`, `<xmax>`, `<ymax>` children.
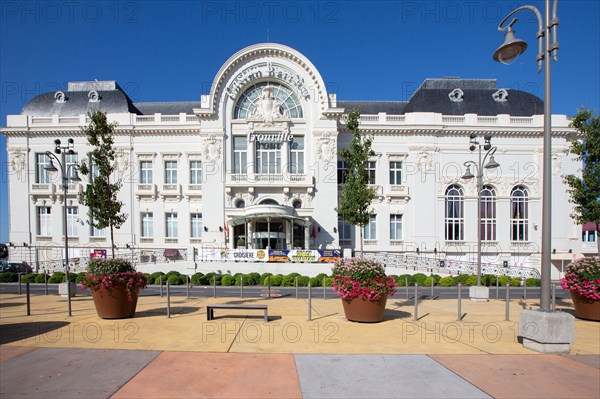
<box><xmin>54</xmin><ymin>91</ymin><xmax>67</xmax><ymax>103</ymax></box>
<box><xmin>449</xmin><ymin>88</ymin><xmax>464</xmax><ymax>102</ymax></box>
<box><xmin>88</xmin><ymin>90</ymin><xmax>100</xmax><ymax>102</ymax></box>
<box><xmin>493</xmin><ymin>89</ymin><xmax>509</xmax><ymax>102</ymax></box>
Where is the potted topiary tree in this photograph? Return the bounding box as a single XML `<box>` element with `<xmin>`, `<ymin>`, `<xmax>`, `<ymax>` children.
<box><xmin>332</xmin><ymin>257</ymin><xmax>397</xmax><ymax>322</ymax></box>
<box><xmin>561</xmin><ymin>257</ymin><xmax>600</xmax><ymax>321</ymax></box>
<box><xmin>82</xmin><ymin>259</ymin><xmax>148</xmax><ymax>319</ymax></box>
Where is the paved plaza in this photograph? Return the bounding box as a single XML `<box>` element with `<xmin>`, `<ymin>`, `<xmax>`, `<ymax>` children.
<box><xmin>1</xmin><ymin>290</ymin><xmax>599</xmax><ymax>398</ymax></box>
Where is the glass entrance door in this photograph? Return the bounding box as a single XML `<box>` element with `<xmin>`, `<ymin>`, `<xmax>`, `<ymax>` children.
<box><xmin>254</xmin><ymin>221</ymin><xmax>286</xmax><ymax>249</ymax></box>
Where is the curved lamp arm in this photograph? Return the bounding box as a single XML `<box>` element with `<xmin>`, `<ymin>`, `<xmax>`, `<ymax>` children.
<box><xmin>482</xmin><ymin>146</ymin><xmax>498</xmax><ymax>166</ymax></box>
<box><xmin>498</xmin><ymin>5</ymin><xmax>544</xmax><ymax>72</ymax></box>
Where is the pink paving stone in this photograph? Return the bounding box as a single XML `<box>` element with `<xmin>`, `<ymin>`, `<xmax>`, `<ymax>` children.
<box><xmin>112</xmin><ymin>352</ymin><xmax>302</xmax><ymax>399</ymax></box>
<box><xmin>431</xmin><ymin>354</ymin><xmax>600</xmax><ymax>399</ymax></box>
<box><xmin>0</xmin><ymin>346</ymin><xmax>36</xmax><ymax>363</ymax></box>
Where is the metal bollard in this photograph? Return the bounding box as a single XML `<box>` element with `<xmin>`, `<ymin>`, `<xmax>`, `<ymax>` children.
<box><xmin>405</xmin><ymin>277</ymin><xmax>409</xmax><ymax>299</ymax></box>
<box><xmin>431</xmin><ymin>275</ymin><xmax>434</xmax><ymax>299</ymax></box>
<box><xmin>44</xmin><ymin>273</ymin><xmax>48</xmax><ymax>295</ymax></box>
<box><xmin>552</xmin><ymin>283</ymin><xmax>556</xmax><ymax>310</ymax></box>
<box><xmin>18</xmin><ymin>273</ymin><xmax>22</xmax><ymax>295</ymax></box>
<box><xmin>240</xmin><ymin>275</ymin><xmax>244</xmax><ymax>299</ymax></box>
<box><xmin>323</xmin><ymin>277</ymin><xmax>326</xmax><ymax>299</ymax></box>
<box><xmin>308</xmin><ymin>283</ymin><xmax>312</xmax><ymax>321</ymax></box>
<box><xmin>414</xmin><ymin>283</ymin><xmax>418</xmax><ymax>321</ymax></box>
<box><xmin>159</xmin><ymin>276</ymin><xmax>163</xmax><ymax>297</ymax></box>
<box><xmin>295</xmin><ymin>276</ymin><xmax>299</xmax><ymax>299</ymax></box>
<box><xmin>213</xmin><ymin>276</ymin><xmax>216</xmax><ymax>298</ymax></box>
<box><xmin>495</xmin><ymin>275</ymin><xmax>499</xmax><ymax>299</ymax></box>
<box><xmin>268</xmin><ymin>275</ymin><xmax>271</xmax><ymax>299</ymax></box>
<box><xmin>166</xmin><ymin>281</ymin><xmax>171</xmax><ymax>318</ymax></box>
<box><xmin>505</xmin><ymin>283</ymin><xmax>510</xmax><ymax>321</ymax></box>
<box><xmin>523</xmin><ymin>280</ymin><xmax>527</xmax><ymax>301</ymax></box>
<box><xmin>186</xmin><ymin>275</ymin><xmax>190</xmax><ymax>298</ymax></box>
<box><xmin>26</xmin><ymin>282</ymin><xmax>31</xmax><ymax>316</ymax></box>
<box><xmin>457</xmin><ymin>283</ymin><xmax>462</xmax><ymax>321</ymax></box>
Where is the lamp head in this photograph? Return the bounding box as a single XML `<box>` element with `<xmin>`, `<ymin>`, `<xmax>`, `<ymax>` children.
<box><xmin>484</xmin><ymin>155</ymin><xmax>500</xmax><ymax>169</ymax></box>
<box><xmin>70</xmin><ymin>172</ymin><xmax>82</xmax><ymax>182</ymax></box>
<box><xmin>493</xmin><ymin>27</ymin><xmax>528</xmax><ymax>65</ymax></box>
<box><xmin>462</xmin><ymin>165</ymin><xmax>475</xmax><ymax>180</ymax></box>
<box><xmin>44</xmin><ymin>159</ymin><xmax>58</xmax><ymax>172</ymax></box>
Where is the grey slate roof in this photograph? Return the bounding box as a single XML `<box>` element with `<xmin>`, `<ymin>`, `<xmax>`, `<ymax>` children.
<box><xmin>21</xmin><ymin>82</ymin><xmax>139</xmax><ymax>117</ymax></box>
<box><xmin>337</xmin><ymin>101</ymin><xmax>408</xmax><ymax>115</ymax></box>
<box><xmin>132</xmin><ymin>102</ymin><xmax>201</xmax><ymax>115</ymax></box>
<box><xmin>20</xmin><ymin>78</ymin><xmax>544</xmax><ymax>117</ymax></box>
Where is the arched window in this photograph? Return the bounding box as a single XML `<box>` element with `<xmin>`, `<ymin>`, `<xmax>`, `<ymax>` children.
<box><xmin>259</xmin><ymin>199</ymin><xmax>278</xmax><ymax>205</ymax></box>
<box><xmin>445</xmin><ymin>185</ymin><xmax>464</xmax><ymax>241</ymax></box>
<box><xmin>233</xmin><ymin>82</ymin><xmax>303</xmax><ymax>119</ymax></box>
<box><xmin>511</xmin><ymin>186</ymin><xmax>529</xmax><ymax>241</ymax></box>
<box><xmin>480</xmin><ymin>185</ymin><xmax>496</xmax><ymax>241</ymax></box>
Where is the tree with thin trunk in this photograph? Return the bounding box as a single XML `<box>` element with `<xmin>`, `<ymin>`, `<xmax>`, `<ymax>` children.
<box><xmin>78</xmin><ymin>110</ymin><xmax>127</xmax><ymax>259</ymax></box>
<box><xmin>563</xmin><ymin>108</ymin><xmax>600</xmax><ymax>254</ymax></box>
<box><xmin>336</xmin><ymin>110</ymin><xmax>376</xmax><ymax>255</ymax></box>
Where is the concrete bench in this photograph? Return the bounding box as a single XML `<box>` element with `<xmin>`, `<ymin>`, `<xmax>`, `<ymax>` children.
<box><xmin>207</xmin><ymin>304</ymin><xmax>269</xmax><ymax>322</ymax></box>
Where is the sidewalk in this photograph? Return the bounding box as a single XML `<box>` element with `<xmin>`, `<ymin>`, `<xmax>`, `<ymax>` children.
<box><xmin>1</xmin><ymin>292</ymin><xmax>599</xmax><ymax>398</ymax></box>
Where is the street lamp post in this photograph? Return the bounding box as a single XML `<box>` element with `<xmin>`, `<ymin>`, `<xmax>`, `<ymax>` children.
<box><xmin>462</xmin><ymin>133</ymin><xmax>500</xmax><ymax>300</ymax></box>
<box><xmin>494</xmin><ymin>0</ymin><xmax>574</xmax><ymax>353</ymax></box>
<box><xmin>45</xmin><ymin>138</ymin><xmax>81</xmax><ymax>317</ymax></box>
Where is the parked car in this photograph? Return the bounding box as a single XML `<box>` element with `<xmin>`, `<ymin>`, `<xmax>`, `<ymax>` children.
<box><xmin>0</xmin><ymin>243</ymin><xmax>8</xmax><ymax>260</ymax></box>
<box><xmin>0</xmin><ymin>261</ymin><xmax>32</xmax><ymax>274</ymax></box>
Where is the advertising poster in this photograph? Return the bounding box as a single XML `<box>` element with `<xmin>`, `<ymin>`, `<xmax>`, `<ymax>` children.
<box><xmin>317</xmin><ymin>250</ymin><xmax>341</xmax><ymax>262</ymax></box>
<box><xmin>268</xmin><ymin>249</ymin><xmax>290</xmax><ymax>262</ymax></box>
<box><xmin>90</xmin><ymin>249</ymin><xmax>107</xmax><ymax>259</ymax></box>
<box><xmin>289</xmin><ymin>250</ymin><xmax>320</xmax><ymax>262</ymax></box>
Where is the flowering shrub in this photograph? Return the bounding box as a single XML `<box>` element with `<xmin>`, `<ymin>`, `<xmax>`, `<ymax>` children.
<box><xmin>81</xmin><ymin>259</ymin><xmax>148</xmax><ymax>301</ymax></box>
<box><xmin>561</xmin><ymin>257</ymin><xmax>600</xmax><ymax>301</ymax></box>
<box><xmin>332</xmin><ymin>257</ymin><xmax>397</xmax><ymax>301</ymax></box>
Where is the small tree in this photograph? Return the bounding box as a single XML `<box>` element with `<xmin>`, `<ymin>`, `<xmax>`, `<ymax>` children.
<box><xmin>563</xmin><ymin>108</ymin><xmax>600</xmax><ymax>254</ymax></box>
<box><xmin>79</xmin><ymin>110</ymin><xmax>127</xmax><ymax>258</ymax></box>
<box><xmin>336</xmin><ymin>110</ymin><xmax>376</xmax><ymax>255</ymax></box>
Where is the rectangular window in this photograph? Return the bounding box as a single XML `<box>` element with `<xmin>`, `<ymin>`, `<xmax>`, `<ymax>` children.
<box><xmin>337</xmin><ymin>161</ymin><xmax>347</xmax><ymax>184</ymax></box>
<box><xmin>289</xmin><ymin>137</ymin><xmax>304</xmax><ymax>173</ymax></box>
<box><xmin>367</xmin><ymin>161</ymin><xmax>376</xmax><ymax>184</ymax></box>
<box><xmin>141</xmin><ymin>212</ymin><xmax>153</xmax><ymax>237</ymax></box>
<box><xmin>140</xmin><ymin>161</ymin><xmax>153</xmax><ymax>184</ymax></box>
<box><xmin>390</xmin><ymin>214</ymin><xmax>403</xmax><ymax>240</ymax></box>
<box><xmin>190</xmin><ymin>161</ymin><xmax>202</xmax><ymax>184</ymax></box>
<box><xmin>363</xmin><ymin>215</ymin><xmax>377</xmax><ymax>240</ymax></box>
<box><xmin>67</xmin><ymin>207</ymin><xmax>78</xmax><ymax>237</ymax></box>
<box><xmin>582</xmin><ymin>230</ymin><xmax>596</xmax><ymax>242</ymax></box>
<box><xmin>233</xmin><ymin>136</ymin><xmax>248</xmax><ymax>174</ymax></box>
<box><xmin>36</xmin><ymin>153</ymin><xmax>51</xmax><ymax>183</ymax></box>
<box><xmin>37</xmin><ymin>207</ymin><xmax>51</xmax><ymax>236</ymax></box>
<box><xmin>389</xmin><ymin>161</ymin><xmax>402</xmax><ymax>185</ymax></box>
<box><xmin>91</xmin><ymin>214</ymin><xmax>106</xmax><ymax>237</ymax></box>
<box><xmin>65</xmin><ymin>153</ymin><xmax>78</xmax><ymax>182</ymax></box>
<box><xmin>255</xmin><ymin>142</ymin><xmax>281</xmax><ymax>174</ymax></box>
<box><xmin>191</xmin><ymin>213</ymin><xmax>203</xmax><ymax>238</ymax></box>
<box><xmin>338</xmin><ymin>219</ymin><xmax>352</xmax><ymax>240</ymax></box>
<box><xmin>165</xmin><ymin>161</ymin><xmax>178</xmax><ymax>184</ymax></box>
<box><xmin>165</xmin><ymin>213</ymin><xmax>178</xmax><ymax>238</ymax></box>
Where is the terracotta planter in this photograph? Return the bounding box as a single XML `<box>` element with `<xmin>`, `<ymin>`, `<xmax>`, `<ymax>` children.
<box><xmin>341</xmin><ymin>294</ymin><xmax>388</xmax><ymax>323</ymax></box>
<box><xmin>91</xmin><ymin>287</ymin><xmax>140</xmax><ymax>319</ymax></box>
<box><xmin>570</xmin><ymin>291</ymin><xmax>600</xmax><ymax>321</ymax></box>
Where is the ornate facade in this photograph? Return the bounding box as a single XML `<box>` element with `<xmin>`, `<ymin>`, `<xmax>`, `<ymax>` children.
<box><xmin>2</xmin><ymin>43</ymin><xmax>583</xmax><ymax>274</ymax></box>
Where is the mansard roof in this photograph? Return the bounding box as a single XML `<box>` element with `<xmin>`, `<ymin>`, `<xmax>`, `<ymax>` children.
<box><xmin>20</xmin><ymin>78</ymin><xmax>544</xmax><ymax>117</ymax></box>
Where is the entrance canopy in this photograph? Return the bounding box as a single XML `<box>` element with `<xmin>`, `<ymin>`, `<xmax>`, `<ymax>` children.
<box><xmin>227</xmin><ymin>204</ymin><xmax>309</xmax><ymax>226</ymax></box>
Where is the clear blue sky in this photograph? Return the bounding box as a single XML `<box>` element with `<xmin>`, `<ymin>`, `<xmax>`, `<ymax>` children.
<box><xmin>1</xmin><ymin>0</ymin><xmax>599</xmax><ymax>242</ymax></box>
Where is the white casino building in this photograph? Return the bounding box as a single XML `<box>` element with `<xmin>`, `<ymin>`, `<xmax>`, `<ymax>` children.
<box><xmin>2</xmin><ymin>43</ymin><xmax>585</xmax><ymax>276</ymax></box>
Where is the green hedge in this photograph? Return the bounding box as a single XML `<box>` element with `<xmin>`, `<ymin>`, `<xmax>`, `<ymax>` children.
<box><xmin>48</xmin><ymin>272</ymin><xmax>65</xmax><ymax>284</ymax></box>
<box><xmin>34</xmin><ymin>273</ymin><xmax>48</xmax><ymax>283</ymax></box>
<box><xmin>439</xmin><ymin>276</ymin><xmax>456</xmax><ymax>287</ymax></box>
<box><xmin>0</xmin><ymin>272</ymin><xmax>18</xmax><ymax>283</ymax></box>
<box><xmin>526</xmin><ymin>278</ymin><xmax>541</xmax><ymax>287</ymax></box>
<box><xmin>21</xmin><ymin>273</ymin><xmax>38</xmax><ymax>283</ymax></box>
